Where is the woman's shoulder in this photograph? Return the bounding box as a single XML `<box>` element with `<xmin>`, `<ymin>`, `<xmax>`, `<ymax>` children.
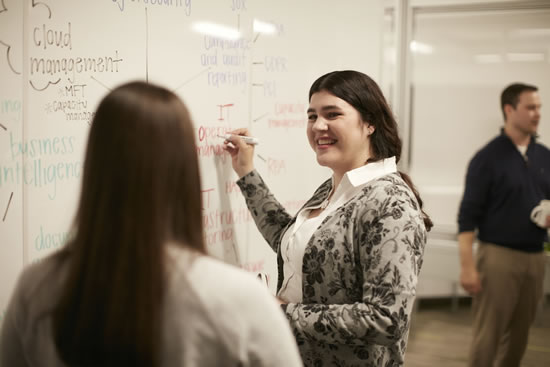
<box><xmin>168</xmin><ymin>248</ymin><xmax>274</xmax><ymax>310</ymax></box>
<box><xmin>360</xmin><ymin>173</ymin><xmax>413</xmax><ymax>201</ymax></box>
<box><xmin>5</xmin><ymin>250</ymin><xmax>68</xmax><ymax>329</ymax></box>
<box><xmin>12</xmin><ymin>250</ymin><xmax>68</xmax><ymax>303</ymax></box>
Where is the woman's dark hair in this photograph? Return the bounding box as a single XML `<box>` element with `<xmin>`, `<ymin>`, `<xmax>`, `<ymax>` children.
<box><xmin>53</xmin><ymin>81</ymin><xmax>205</xmax><ymax>366</ymax></box>
<box><xmin>309</xmin><ymin>70</ymin><xmax>432</xmax><ymax>231</ymax></box>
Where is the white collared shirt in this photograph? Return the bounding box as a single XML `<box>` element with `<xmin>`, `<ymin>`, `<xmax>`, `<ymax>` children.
<box><xmin>277</xmin><ymin>157</ymin><xmax>397</xmax><ymax>302</ymax></box>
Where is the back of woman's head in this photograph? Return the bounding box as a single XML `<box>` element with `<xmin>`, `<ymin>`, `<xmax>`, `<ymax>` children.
<box><xmin>79</xmin><ymin>81</ymin><xmax>204</xmax><ymax>249</ymax></box>
<box><xmin>54</xmin><ymin>81</ymin><xmax>205</xmax><ymax>366</ymax></box>
<box><xmin>309</xmin><ymin>70</ymin><xmax>402</xmax><ymax>164</ymax></box>
<box><xmin>309</xmin><ymin>71</ymin><xmax>432</xmax><ymax>231</ymax></box>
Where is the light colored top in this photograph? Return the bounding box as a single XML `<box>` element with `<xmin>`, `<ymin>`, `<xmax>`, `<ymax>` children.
<box><xmin>517</xmin><ymin>144</ymin><xmax>528</xmax><ymax>160</ymax></box>
<box><xmin>0</xmin><ymin>246</ymin><xmax>303</xmax><ymax>367</ymax></box>
<box><xmin>278</xmin><ymin>157</ymin><xmax>398</xmax><ymax>302</ymax></box>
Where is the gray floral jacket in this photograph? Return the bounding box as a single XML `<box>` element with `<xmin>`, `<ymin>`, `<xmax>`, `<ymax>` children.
<box><xmin>237</xmin><ymin>170</ymin><xmax>427</xmax><ymax>367</ymax></box>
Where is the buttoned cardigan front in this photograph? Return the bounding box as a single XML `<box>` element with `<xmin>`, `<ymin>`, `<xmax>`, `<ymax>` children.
<box><xmin>237</xmin><ymin>169</ymin><xmax>427</xmax><ymax>367</ymax></box>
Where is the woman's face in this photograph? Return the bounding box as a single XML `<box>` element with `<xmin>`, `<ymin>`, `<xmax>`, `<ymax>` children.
<box><xmin>307</xmin><ymin>90</ymin><xmax>371</xmax><ymax>176</ymax></box>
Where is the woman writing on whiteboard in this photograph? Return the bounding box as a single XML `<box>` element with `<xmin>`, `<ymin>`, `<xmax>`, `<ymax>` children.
<box><xmin>224</xmin><ymin>70</ymin><xmax>432</xmax><ymax>366</ymax></box>
<box><xmin>0</xmin><ymin>82</ymin><xmax>302</xmax><ymax>367</ymax></box>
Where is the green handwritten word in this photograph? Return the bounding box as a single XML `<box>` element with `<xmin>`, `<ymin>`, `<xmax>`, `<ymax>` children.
<box><xmin>0</xmin><ymin>158</ymin><xmax>81</xmax><ymax>200</ymax></box>
<box><xmin>9</xmin><ymin>132</ymin><xmax>75</xmax><ymax>160</ymax></box>
<box><xmin>1</xmin><ymin>99</ymin><xmax>22</xmax><ymax>122</ymax></box>
<box><xmin>34</xmin><ymin>225</ymin><xmax>70</xmax><ymax>252</ymax></box>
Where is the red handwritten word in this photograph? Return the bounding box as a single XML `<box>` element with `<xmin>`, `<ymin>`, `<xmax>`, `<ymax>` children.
<box><xmin>274</xmin><ymin>102</ymin><xmax>306</xmax><ymax>115</ymax></box>
<box><xmin>218</xmin><ymin>103</ymin><xmax>234</xmax><ymax>121</ymax></box>
<box><xmin>267</xmin><ymin>118</ymin><xmax>305</xmax><ymax>129</ymax></box>
<box><xmin>225</xmin><ymin>180</ymin><xmax>242</xmax><ymax>195</ymax></box>
<box><xmin>202</xmin><ymin>207</ymin><xmax>254</xmax><ymax>229</ymax></box>
<box><xmin>196</xmin><ymin>142</ymin><xmax>228</xmax><ymax>163</ymax></box>
<box><xmin>241</xmin><ymin>259</ymin><xmax>265</xmax><ymax>273</ymax></box>
<box><xmin>201</xmin><ymin>188</ymin><xmax>214</xmax><ymax>209</ymax></box>
<box><xmin>267</xmin><ymin>158</ymin><xmax>286</xmax><ymax>176</ymax></box>
<box><xmin>197</xmin><ymin>125</ymin><xmax>232</xmax><ymax>143</ymax></box>
<box><xmin>204</xmin><ymin>227</ymin><xmax>234</xmax><ymax>247</ymax></box>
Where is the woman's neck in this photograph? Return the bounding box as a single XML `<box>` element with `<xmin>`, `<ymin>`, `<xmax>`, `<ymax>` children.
<box><xmin>332</xmin><ymin>173</ymin><xmax>343</xmax><ymax>192</ymax></box>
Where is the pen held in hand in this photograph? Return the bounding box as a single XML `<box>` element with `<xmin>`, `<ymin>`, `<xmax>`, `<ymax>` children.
<box><xmin>218</xmin><ymin>134</ymin><xmax>259</xmax><ymax>146</ymax></box>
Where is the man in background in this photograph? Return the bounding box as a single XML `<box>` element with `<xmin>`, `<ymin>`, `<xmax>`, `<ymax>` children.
<box><xmin>457</xmin><ymin>83</ymin><xmax>550</xmax><ymax>367</ymax></box>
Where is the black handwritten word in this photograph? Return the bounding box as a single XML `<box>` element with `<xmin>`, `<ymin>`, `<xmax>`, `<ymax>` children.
<box><xmin>30</xmin><ymin>50</ymin><xmax>123</xmax><ymax>82</ymax></box>
<box><xmin>33</xmin><ymin>22</ymin><xmax>72</xmax><ymax>50</ymax></box>
<box><xmin>200</xmin><ymin>50</ymin><xmax>217</xmax><ymax>66</ymax></box>
<box><xmin>49</xmin><ymin>99</ymin><xmax>87</xmax><ymax>113</ymax></box>
<box><xmin>203</xmin><ymin>36</ymin><xmax>249</xmax><ymax>51</ymax></box>
<box><xmin>231</xmin><ymin>0</ymin><xmax>246</xmax><ymax>11</ymax></box>
<box><xmin>264</xmin><ymin>56</ymin><xmax>287</xmax><ymax>72</ymax></box>
<box><xmin>113</xmin><ymin>0</ymin><xmax>191</xmax><ymax>15</ymax></box>
<box><xmin>263</xmin><ymin>80</ymin><xmax>276</xmax><ymax>97</ymax></box>
<box><xmin>200</xmin><ymin>50</ymin><xmax>247</xmax><ymax>68</ymax></box>
<box><xmin>45</xmin><ymin>100</ymin><xmax>95</xmax><ymax>123</ymax></box>
<box><xmin>208</xmin><ymin>71</ymin><xmax>247</xmax><ymax>88</ymax></box>
<box><xmin>9</xmin><ymin>132</ymin><xmax>75</xmax><ymax>160</ymax></box>
<box><xmin>65</xmin><ymin>111</ymin><xmax>94</xmax><ymax>123</ymax></box>
<box><xmin>222</xmin><ymin>52</ymin><xmax>246</xmax><ymax>67</ymax></box>
<box><xmin>64</xmin><ymin>83</ymin><xmax>86</xmax><ymax>97</ymax></box>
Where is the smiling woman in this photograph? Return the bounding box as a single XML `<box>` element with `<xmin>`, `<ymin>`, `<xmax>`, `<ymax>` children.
<box><xmin>224</xmin><ymin>70</ymin><xmax>433</xmax><ymax>367</ymax></box>
<box><xmin>306</xmin><ymin>90</ymin><xmax>372</xmax><ymax>179</ymax></box>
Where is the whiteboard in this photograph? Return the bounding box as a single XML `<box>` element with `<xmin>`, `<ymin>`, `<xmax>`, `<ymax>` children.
<box><xmin>0</xmin><ymin>0</ymin><xmax>383</xmax><ymax>322</ymax></box>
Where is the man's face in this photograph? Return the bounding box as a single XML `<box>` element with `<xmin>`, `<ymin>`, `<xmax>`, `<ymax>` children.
<box><xmin>506</xmin><ymin>91</ymin><xmax>542</xmax><ymax>135</ymax></box>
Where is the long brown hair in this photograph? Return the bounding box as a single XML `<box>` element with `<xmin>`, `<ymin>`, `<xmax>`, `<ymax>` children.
<box><xmin>53</xmin><ymin>81</ymin><xmax>205</xmax><ymax>366</ymax></box>
<box><xmin>309</xmin><ymin>70</ymin><xmax>433</xmax><ymax>230</ymax></box>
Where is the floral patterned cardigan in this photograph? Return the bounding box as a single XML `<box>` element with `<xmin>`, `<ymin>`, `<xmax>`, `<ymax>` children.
<box><xmin>236</xmin><ymin>170</ymin><xmax>427</xmax><ymax>367</ymax></box>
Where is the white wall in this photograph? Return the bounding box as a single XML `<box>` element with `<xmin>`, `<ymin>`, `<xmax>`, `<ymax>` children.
<box><xmin>0</xmin><ymin>0</ymin><xmax>384</xmax><ymax>325</ymax></box>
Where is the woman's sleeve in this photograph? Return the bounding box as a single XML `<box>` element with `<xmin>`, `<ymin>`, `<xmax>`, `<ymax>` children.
<box><xmin>0</xmin><ymin>275</ymin><xmax>31</xmax><ymax>367</ymax></box>
<box><xmin>245</xmin><ymin>284</ymin><xmax>303</xmax><ymax>367</ymax></box>
<box><xmin>236</xmin><ymin>170</ymin><xmax>293</xmax><ymax>251</ymax></box>
<box><xmin>283</xmin><ymin>185</ymin><xmax>426</xmax><ymax>346</ymax></box>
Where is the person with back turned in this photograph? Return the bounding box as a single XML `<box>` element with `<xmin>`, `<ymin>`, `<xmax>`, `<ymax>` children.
<box><xmin>0</xmin><ymin>81</ymin><xmax>303</xmax><ymax>367</ymax></box>
<box><xmin>458</xmin><ymin>83</ymin><xmax>550</xmax><ymax>367</ymax></box>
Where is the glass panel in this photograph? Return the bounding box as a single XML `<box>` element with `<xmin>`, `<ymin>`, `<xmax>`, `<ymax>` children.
<box><xmin>380</xmin><ymin>7</ymin><xmax>396</xmax><ymax>107</ymax></box>
<box><xmin>409</xmin><ymin>8</ymin><xmax>550</xmax><ymax>228</ymax></box>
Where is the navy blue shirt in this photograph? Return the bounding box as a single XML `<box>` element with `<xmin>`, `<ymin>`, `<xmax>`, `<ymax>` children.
<box><xmin>458</xmin><ymin>130</ymin><xmax>550</xmax><ymax>252</ymax></box>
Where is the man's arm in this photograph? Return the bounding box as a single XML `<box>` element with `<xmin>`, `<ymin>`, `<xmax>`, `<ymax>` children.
<box><xmin>458</xmin><ymin>231</ymin><xmax>481</xmax><ymax>295</ymax></box>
